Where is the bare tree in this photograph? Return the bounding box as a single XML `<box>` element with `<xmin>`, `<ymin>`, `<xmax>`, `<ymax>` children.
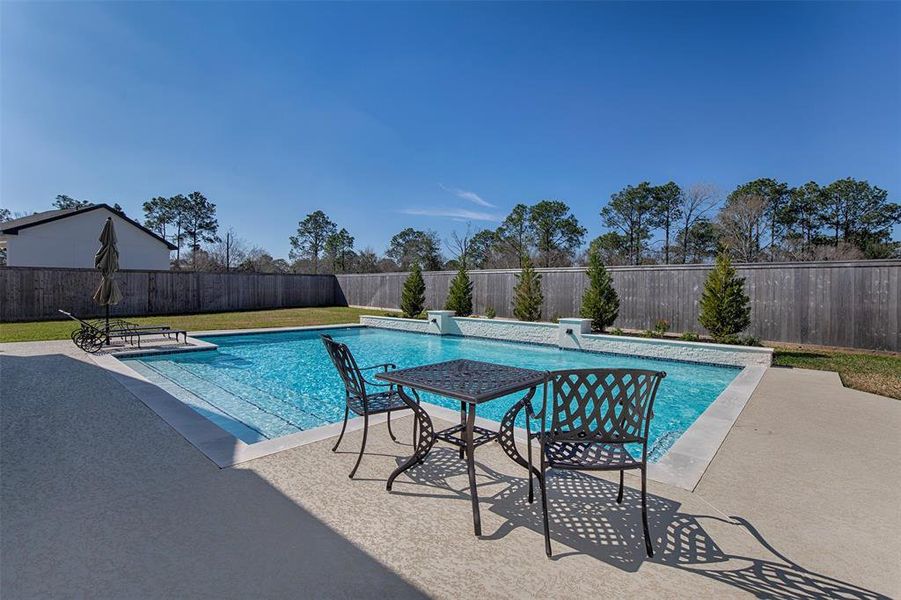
<box><xmin>678</xmin><ymin>183</ymin><xmax>719</xmax><ymax>263</ymax></box>
<box><xmin>209</xmin><ymin>229</ymin><xmax>248</xmax><ymax>272</ymax></box>
<box><xmin>446</xmin><ymin>224</ymin><xmax>473</xmax><ymax>269</ymax></box>
<box><xmin>717</xmin><ymin>193</ymin><xmax>768</xmax><ymax>262</ymax></box>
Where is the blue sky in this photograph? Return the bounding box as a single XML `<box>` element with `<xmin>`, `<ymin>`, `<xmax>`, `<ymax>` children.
<box><xmin>2</xmin><ymin>1</ymin><xmax>899</xmax><ymax>257</ymax></box>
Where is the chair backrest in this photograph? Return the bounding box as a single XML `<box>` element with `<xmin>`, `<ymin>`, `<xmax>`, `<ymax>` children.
<box><xmin>320</xmin><ymin>334</ymin><xmax>367</xmax><ymax>399</ymax></box>
<box><xmin>546</xmin><ymin>368</ymin><xmax>666</xmax><ymax>445</ymax></box>
<box><xmin>58</xmin><ymin>309</ymin><xmax>101</xmax><ymax>333</ymax></box>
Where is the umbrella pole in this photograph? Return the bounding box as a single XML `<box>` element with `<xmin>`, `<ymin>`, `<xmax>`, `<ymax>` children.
<box><xmin>105</xmin><ymin>304</ymin><xmax>110</xmax><ymax>345</ymax></box>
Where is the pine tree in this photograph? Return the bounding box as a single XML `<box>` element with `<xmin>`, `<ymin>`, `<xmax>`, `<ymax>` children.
<box><xmin>580</xmin><ymin>248</ymin><xmax>619</xmax><ymax>332</ymax></box>
<box><xmin>400</xmin><ymin>262</ymin><xmax>426</xmax><ymax>318</ymax></box>
<box><xmin>512</xmin><ymin>257</ymin><xmax>543</xmax><ymax>321</ymax></box>
<box><xmin>698</xmin><ymin>253</ymin><xmax>751</xmax><ymax>341</ymax></box>
<box><xmin>444</xmin><ymin>264</ymin><xmax>473</xmax><ymax>316</ymax></box>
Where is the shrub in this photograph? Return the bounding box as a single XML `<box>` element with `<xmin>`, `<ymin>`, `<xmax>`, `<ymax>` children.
<box><xmin>640</xmin><ymin>329</ymin><xmax>655</xmax><ymax>338</ymax></box>
<box><xmin>680</xmin><ymin>331</ymin><xmax>700</xmax><ymax>342</ymax></box>
<box><xmin>444</xmin><ymin>264</ymin><xmax>473</xmax><ymax>316</ymax></box>
<box><xmin>512</xmin><ymin>257</ymin><xmax>543</xmax><ymax>321</ymax></box>
<box><xmin>485</xmin><ymin>307</ymin><xmax>496</xmax><ymax>319</ymax></box>
<box><xmin>400</xmin><ymin>262</ymin><xmax>426</xmax><ymax>318</ymax></box>
<box><xmin>580</xmin><ymin>248</ymin><xmax>619</xmax><ymax>332</ymax></box>
<box><xmin>653</xmin><ymin>319</ymin><xmax>670</xmax><ymax>336</ymax></box>
<box><xmin>698</xmin><ymin>253</ymin><xmax>751</xmax><ymax>342</ymax></box>
<box><xmin>610</xmin><ymin>327</ymin><xmax>624</xmax><ymax>336</ymax></box>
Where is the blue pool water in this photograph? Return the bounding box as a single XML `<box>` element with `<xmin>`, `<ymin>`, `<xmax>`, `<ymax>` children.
<box><xmin>124</xmin><ymin>327</ymin><xmax>739</xmax><ymax>461</ymax></box>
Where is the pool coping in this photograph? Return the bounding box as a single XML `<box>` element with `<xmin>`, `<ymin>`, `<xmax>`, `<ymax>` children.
<box><xmin>91</xmin><ymin>323</ymin><xmax>765</xmax><ymax>490</ymax></box>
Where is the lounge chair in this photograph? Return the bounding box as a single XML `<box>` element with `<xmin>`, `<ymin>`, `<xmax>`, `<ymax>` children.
<box><xmin>59</xmin><ymin>309</ymin><xmax>187</xmax><ymax>353</ymax></box>
<box><xmin>320</xmin><ymin>334</ymin><xmax>419</xmax><ymax>478</ymax></box>
<box><xmin>505</xmin><ymin>368</ymin><xmax>666</xmax><ymax>558</ymax></box>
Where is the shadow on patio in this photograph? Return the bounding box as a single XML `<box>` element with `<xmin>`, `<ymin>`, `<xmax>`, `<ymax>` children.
<box><xmin>386</xmin><ymin>447</ymin><xmax>888</xmax><ymax>600</ymax></box>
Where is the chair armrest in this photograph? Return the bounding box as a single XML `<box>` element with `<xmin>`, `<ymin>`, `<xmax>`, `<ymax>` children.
<box><xmin>358</xmin><ymin>363</ymin><xmax>396</xmax><ymax>372</ymax></box>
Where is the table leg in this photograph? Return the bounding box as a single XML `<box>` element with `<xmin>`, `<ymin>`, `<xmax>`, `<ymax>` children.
<box><xmin>458</xmin><ymin>400</ymin><xmax>465</xmax><ymax>460</ymax></box>
<box><xmin>386</xmin><ymin>386</ymin><xmax>434</xmax><ymax>491</ymax></box>
<box><xmin>464</xmin><ymin>403</ymin><xmax>481</xmax><ymax>536</ymax></box>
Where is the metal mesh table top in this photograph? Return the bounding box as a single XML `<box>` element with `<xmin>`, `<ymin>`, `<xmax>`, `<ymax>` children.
<box><xmin>376</xmin><ymin>359</ymin><xmax>548</xmax><ymax>404</ymax></box>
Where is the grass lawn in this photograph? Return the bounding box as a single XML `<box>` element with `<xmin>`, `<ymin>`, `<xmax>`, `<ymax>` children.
<box><xmin>773</xmin><ymin>346</ymin><xmax>901</xmax><ymax>400</ymax></box>
<box><xmin>0</xmin><ymin>306</ymin><xmax>398</xmax><ymax>343</ymax></box>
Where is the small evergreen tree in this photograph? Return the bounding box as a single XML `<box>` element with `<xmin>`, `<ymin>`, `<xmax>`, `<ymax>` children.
<box><xmin>698</xmin><ymin>253</ymin><xmax>752</xmax><ymax>341</ymax></box>
<box><xmin>400</xmin><ymin>262</ymin><xmax>426</xmax><ymax>318</ymax></box>
<box><xmin>512</xmin><ymin>257</ymin><xmax>543</xmax><ymax>321</ymax></box>
<box><xmin>445</xmin><ymin>264</ymin><xmax>473</xmax><ymax>316</ymax></box>
<box><xmin>580</xmin><ymin>248</ymin><xmax>619</xmax><ymax>332</ymax></box>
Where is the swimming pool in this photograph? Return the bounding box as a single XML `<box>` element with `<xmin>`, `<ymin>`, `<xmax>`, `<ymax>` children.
<box><xmin>123</xmin><ymin>326</ymin><xmax>740</xmax><ymax>462</ymax></box>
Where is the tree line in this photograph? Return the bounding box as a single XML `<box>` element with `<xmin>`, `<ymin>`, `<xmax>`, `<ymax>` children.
<box><xmin>4</xmin><ymin>176</ymin><xmax>894</xmax><ymax>273</ymax></box>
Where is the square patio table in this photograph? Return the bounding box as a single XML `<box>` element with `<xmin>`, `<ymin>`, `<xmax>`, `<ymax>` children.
<box><xmin>376</xmin><ymin>358</ymin><xmax>548</xmax><ymax>536</ymax></box>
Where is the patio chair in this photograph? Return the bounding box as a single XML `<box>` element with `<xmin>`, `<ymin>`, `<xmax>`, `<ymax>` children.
<box><xmin>524</xmin><ymin>368</ymin><xmax>666</xmax><ymax>558</ymax></box>
<box><xmin>320</xmin><ymin>334</ymin><xmax>419</xmax><ymax>479</ymax></box>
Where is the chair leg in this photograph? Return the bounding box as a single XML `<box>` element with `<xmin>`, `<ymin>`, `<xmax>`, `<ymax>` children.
<box><xmin>458</xmin><ymin>401</ymin><xmax>465</xmax><ymax>460</ymax></box>
<box><xmin>617</xmin><ymin>469</ymin><xmax>624</xmax><ymax>504</ymax></box>
<box><xmin>641</xmin><ymin>465</ymin><xmax>653</xmax><ymax>557</ymax></box>
<box><xmin>349</xmin><ymin>413</ymin><xmax>369</xmax><ymax>479</ymax></box>
<box><xmin>387</xmin><ymin>411</ymin><xmax>398</xmax><ymax>442</ymax></box>
<box><xmin>539</xmin><ymin>453</ymin><xmax>552</xmax><ymax>558</ymax></box>
<box><xmin>332</xmin><ymin>407</ymin><xmax>349</xmax><ymax>452</ymax></box>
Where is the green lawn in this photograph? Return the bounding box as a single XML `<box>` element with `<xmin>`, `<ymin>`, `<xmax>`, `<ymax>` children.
<box><xmin>0</xmin><ymin>306</ymin><xmax>398</xmax><ymax>343</ymax></box>
<box><xmin>773</xmin><ymin>347</ymin><xmax>901</xmax><ymax>400</ymax></box>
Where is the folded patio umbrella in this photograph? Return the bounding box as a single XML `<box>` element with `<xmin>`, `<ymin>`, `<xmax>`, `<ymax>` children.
<box><xmin>92</xmin><ymin>217</ymin><xmax>122</xmax><ymax>341</ymax></box>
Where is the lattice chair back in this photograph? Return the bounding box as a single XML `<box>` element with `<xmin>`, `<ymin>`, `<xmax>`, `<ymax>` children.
<box><xmin>320</xmin><ymin>335</ymin><xmax>367</xmax><ymax>399</ymax></box>
<box><xmin>546</xmin><ymin>369</ymin><xmax>666</xmax><ymax>445</ymax></box>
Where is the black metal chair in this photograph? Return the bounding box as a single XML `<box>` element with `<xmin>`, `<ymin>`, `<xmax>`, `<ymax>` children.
<box><xmin>320</xmin><ymin>334</ymin><xmax>419</xmax><ymax>479</ymax></box>
<box><xmin>525</xmin><ymin>368</ymin><xmax>666</xmax><ymax>558</ymax></box>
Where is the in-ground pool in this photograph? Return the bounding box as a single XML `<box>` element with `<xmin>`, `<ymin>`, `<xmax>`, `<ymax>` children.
<box><xmin>123</xmin><ymin>327</ymin><xmax>740</xmax><ymax>462</ymax></box>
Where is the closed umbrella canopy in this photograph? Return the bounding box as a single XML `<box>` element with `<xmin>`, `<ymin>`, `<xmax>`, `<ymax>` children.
<box><xmin>92</xmin><ymin>217</ymin><xmax>122</xmax><ymax>307</ymax></box>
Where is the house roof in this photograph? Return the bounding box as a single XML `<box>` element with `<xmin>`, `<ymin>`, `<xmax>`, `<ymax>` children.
<box><xmin>0</xmin><ymin>204</ymin><xmax>178</xmax><ymax>250</ymax></box>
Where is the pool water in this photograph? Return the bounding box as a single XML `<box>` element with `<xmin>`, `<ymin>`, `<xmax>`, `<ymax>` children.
<box><xmin>124</xmin><ymin>327</ymin><xmax>739</xmax><ymax>461</ymax></box>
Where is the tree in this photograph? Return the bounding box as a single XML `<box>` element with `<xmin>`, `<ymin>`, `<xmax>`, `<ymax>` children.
<box><xmin>468</xmin><ymin>229</ymin><xmax>498</xmax><ymax>269</ymax></box>
<box><xmin>143</xmin><ymin>196</ymin><xmax>176</xmax><ymax>241</ymax></box>
<box><xmin>207</xmin><ymin>229</ymin><xmax>248</xmax><ymax>272</ymax></box>
<box><xmin>512</xmin><ymin>257</ymin><xmax>543</xmax><ymax>321</ymax></box>
<box><xmin>0</xmin><ymin>208</ymin><xmax>11</xmax><ymax>223</ymax></box>
<box><xmin>528</xmin><ymin>200</ymin><xmax>586</xmax><ymax>267</ymax></box>
<box><xmin>587</xmin><ymin>232</ymin><xmax>630</xmax><ymax>266</ymax></box>
<box><xmin>53</xmin><ymin>195</ymin><xmax>91</xmax><ymax>210</ymax></box>
<box><xmin>580</xmin><ymin>247</ymin><xmax>619</xmax><ymax>332</ymax></box>
<box><xmin>601</xmin><ymin>182</ymin><xmax>659</xmax><ymax>265</ymax></box>
<box><xmin>677</xmin><ymin>183</ymin><xmax>719</xmax><ymax>264</ymax></box>
<box><xmin>652</xmin><ymin>182</ymin><xmax>683</xmax><ymax>264</ymax></box>
<box><xmin>354</xmin><ymin>247</ymin><xmax>380</xmax><ymax>273</ymax></box>
<box><xmin>400</xmin><ymin>262</ymin><xmax>426</xmax><ymax>318</ymax></box>
<box><xmin>446</xmin><ymin>225</ymin><xmax>474</xmax><ymax>270</ymax></box>
<box><xmin>821</xmin><ymin>178</ymin><xmax>900</xmax><ymax>258</ymax></box>
<box><xmin>289</xmin><ymin>211</ymin><xmax>337</xmax><ymax>274</ymax></box>
<box><xmin>698</xmin><ymin>254</ymin><xmax>752</xmax><ymax>341</ymax></box>
<box><xmin>495</xmin><ymin>204</ymin><xmax>533</xmax><ymax>268</ymax></box>
<box><xmin>782</xmin><ymin>182</ymin><xmax>824</xmax><ymax>258</ymax></box>
<box><xmin>444</xmin><ymin>264</ymin><xmax>473</xmax><ymax>316</ymax></box>
<box><xmin>324</xmin><ymin>228</ymin><xmax>355</xmax><ymax>273</ymax></box>
<box><xmin>729</xmin><ymin>179</ymin><xmax>790</xmax><ymax>260</ymax></box>
<box><xmin>238</xmin><ymin>247</ymin><xmax>290</xmax><ymax>273</ymax></box>
<box><xmin>181</xmin><ymin>192</ymin><xmax>220</xmax><ymax>268</ymax></box>
<box><xmin>675</xmin><ymin>218</ymin><xmax>719</xmax><ymax>263</ymax></box>
<box><xmin>386</xmin><ymin>228</ymin><xmax>442</xmax><ymax>271</ymax></box>
<box><xmin>717</xmin><ymin>192</ymin><xmax>768</xmax><ymax>262</ymax></box>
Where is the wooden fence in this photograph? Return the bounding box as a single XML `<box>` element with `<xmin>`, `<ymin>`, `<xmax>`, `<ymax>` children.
<box><xmin>0</xmin><ymin>267</ymin><xmax>336</xmax><ymax>322</ymax></box>
<box><xmin>335</xmin><ymin>260</ymin><xmax>901</xmax><ymax>351</ymax></box>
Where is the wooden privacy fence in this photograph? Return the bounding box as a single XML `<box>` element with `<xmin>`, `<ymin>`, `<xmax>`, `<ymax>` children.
<box><xmin>335</xmin><ymin>260</ymin><xmax>901</xmax><ymax>351</ymax></box>
<box><xmin>0</xmin><ymin>267</ymin><xmax>336</xmax><ymax>322</ymax></box>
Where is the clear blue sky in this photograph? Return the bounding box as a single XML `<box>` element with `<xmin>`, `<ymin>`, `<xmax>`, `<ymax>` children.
<box><xmin>2</xmin><ymin>1</ymin><xmax>899</xmax><ymax>258</ymax></box>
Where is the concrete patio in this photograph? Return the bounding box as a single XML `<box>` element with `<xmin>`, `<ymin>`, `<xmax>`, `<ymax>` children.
<box><xmin>1</xmin><ymin>340</ymin><xmax>899</xmax><ymax>599</ymax></box>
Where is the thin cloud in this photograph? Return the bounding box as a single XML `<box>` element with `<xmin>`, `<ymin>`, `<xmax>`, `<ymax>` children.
<box><xmin>400</xmin><ymin>207</ymin><xmax>502</xmax><ymax>222</ymax></box>
<box><xmin>438</xmin><ymin>183</ymin><xmax>495</xmax><ymax>208</ymax></box>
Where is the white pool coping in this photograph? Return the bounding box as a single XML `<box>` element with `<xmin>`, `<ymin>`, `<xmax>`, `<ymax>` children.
<box><xmin>93</xmin><ymin>323</ymin><xmax>765</xmax><ymax>490</ymax></box>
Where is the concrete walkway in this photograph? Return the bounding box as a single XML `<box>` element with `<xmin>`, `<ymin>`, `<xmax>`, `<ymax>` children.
<box><xmin>1</xmin><ymin>341</ymin><xmax>898</xmax><ymax>598</ymax></box>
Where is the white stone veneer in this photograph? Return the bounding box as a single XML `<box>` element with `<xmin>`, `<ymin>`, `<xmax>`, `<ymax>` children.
<box><xmin>360</xmin><ymin>314</ymin><xmax>772</xmax><ymax>368</ymax></box>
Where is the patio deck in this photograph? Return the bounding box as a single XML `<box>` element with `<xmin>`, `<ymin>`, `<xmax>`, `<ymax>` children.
<box><xmin>1</xmin><ymin>340</ymin><xmax>898</xmax><ymax>598</ymax></box>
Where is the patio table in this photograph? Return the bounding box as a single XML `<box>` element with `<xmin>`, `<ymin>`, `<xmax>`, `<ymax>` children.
<box><xmin>376</xmin><ymin>358</ymin><xmax>548</xmax><ymax>536</ymax></box>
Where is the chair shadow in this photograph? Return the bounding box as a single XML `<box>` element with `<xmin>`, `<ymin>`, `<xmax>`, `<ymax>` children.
<box><xmin>389</xmin><ymin>447</ymin><xmax>888</xmax><ymax>600</ymax></box>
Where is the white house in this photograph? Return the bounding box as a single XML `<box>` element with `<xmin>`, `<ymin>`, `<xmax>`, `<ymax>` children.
<box><xmin>0</xmin><ymin>204</ymin><xmax>175</xmax><ymax>270</ymax></box>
